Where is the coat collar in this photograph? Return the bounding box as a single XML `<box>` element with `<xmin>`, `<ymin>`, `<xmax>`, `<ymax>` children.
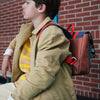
<box><xmin>32</xmin><ymin>17</ymin><xmax>52</xmax><ymax>35</ymax></box>
<box><xmin>16</xmin><ymin>22</ymin><xmax>34</xmax><ymax>49</ymax></box>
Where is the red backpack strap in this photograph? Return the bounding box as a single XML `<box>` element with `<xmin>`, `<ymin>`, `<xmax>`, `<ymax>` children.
<box><xmin>67</xmin><ymin>24</ymin><xmax>74</xmax><ymax>36</ymax></box>
<box><xmin>38</xmin><ymin>23</ymin><xmax>77</xmax><ymax>65</ymax></box>
<box><xmin>73</xmin><ymin>31</ymin><xmax>80</xmax><ymax>39</ymax></box>
<box><xmin>38</xmin><ymin>23</ymin><xmax>57</xmax><ymax>41</ymax></box>
<box><xmin>67</xmin><ymin>24</ymin><xmax>81</xmax><ymax>39</ymax></box>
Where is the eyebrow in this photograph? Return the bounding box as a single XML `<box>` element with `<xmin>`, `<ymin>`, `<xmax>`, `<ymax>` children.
<box><xmin>26</xmin><ymin>0</ymin><xmax>32</xmax><ymax>1</ymax></box>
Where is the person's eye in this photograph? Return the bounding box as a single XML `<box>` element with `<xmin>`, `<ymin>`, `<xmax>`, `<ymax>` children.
<box><xmin>25</xmin><ymin>1</ymin><xmax>30</xmax><ymax>4</ymax></box>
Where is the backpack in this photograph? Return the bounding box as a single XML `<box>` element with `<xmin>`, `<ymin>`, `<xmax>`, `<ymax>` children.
<box><xmin>38</xmin><ymin>23</ymin><xmax>95</xmax><ymax>76</ymax></box>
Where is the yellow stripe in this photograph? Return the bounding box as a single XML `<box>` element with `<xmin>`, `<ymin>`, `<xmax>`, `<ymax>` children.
<box><xmin>20</xmin><ymin>75</ymin><xmax>26</xmax><ymax>80</ymax></box>
<box><xmin>20</xmin><ymin>54</ymin><xmax>31</xmax><ymax>60</ymax></box>
<box><xmin>20</xmin><ymin>64</ymin><xmax>30</xmax><ymax>68</ymax></box>
<box><xmin>23</xmin><ymin>69</ymin><xmax>30</xmax><ymax>72</ymax></box>
<box><xmin>24</xmin><ymin>44</ymin><xmax>31</xmax><ymax>52</ymax></box>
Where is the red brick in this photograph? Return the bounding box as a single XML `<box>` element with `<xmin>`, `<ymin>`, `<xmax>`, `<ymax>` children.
<box><xmin>59</xmin><ymin>16</ymin><xmax>65</xmax><ymax>19</ymax></box>
<box><xmin>69</xmin><ymin>8</ymin><xmax>82</xmax><ymax>13</ymax></box>
<box><xmin>76</xmin><ymin>22</ymin><xmax>90</xmax><ymax>26</ymax></box>
<box><xmin>81</xmin><ymin>91</ymin><xmax>84</xmax><ymax>96</ymax></box>
<box><xmin>76</xmin><ymin>2</ymin><xmax>89</xmax><ymax>8</ymax></box>
<box><xmin>76</xmin><ymin>85</ymin><xmax>90</xmax><ymax>91</ymax></box>
<box><xmin>94</xmin><ymin>54</ymin><xmax>99</xmax><ymax>59</ymax></box>
<box><xmin>93</xmin><ymin>92</ymin><xmax>98</xmax><ymax>99</ymax></box>
<box><xmin>65</xmin><ymin>5</ymin><xmax>74</xmax><ymax>10</ymax></box>
<box><xmin>74</xmin><ymin>27</ymin><xmax>82</xmax><ymax>31</ymax></box>
<box><xmin>89</xmin><ymin>92</ymin><xmax>93</xmax><ymax>98</ymax></box>
<box><xmin>95</xmin><ymin>50</ymin><xmax>100</xmax><ymax>54</ymax></box>
<box><xmin>18</xmin><ymin>1</ymin><xmax>24</xmax><ymax>5</ymax></box>
<box><xmin>90</xmin><ymin>31</ymin><xmax>95</xmax><ymax>38</ymax></box>
<box><xmin>83</xmin><ymin>6</ymin><xmax>98</xmax><ymax>11</ymax></box>
<box><xmin>60</xmin><ymin>2</ymin><xmax>68</xmax><ymax>7</ymax></box>
<box><xmin>91</xmin><ymin>10</ymin><xmax>100</xmax><ymax>15</ymax></box>
<box><xmin>76</xmin><ymin>76</ymin><xmax>89</xmax><ymax>81</ymax></box>
<box><xmin>96</xmin><ymin>31</ymin><xmax>100</xmax><ymax>38</ymax></box>
<box><xmin>83</xmin><ymin>16</ymin><xmax>98</xmax><ymax>21</ymax></box>
<box><xmin>91</xmin><ymin>0</ymin><xmax>100</xmax><ymax>5</ymax></box>
<box><xmin>59</xmin><ymin>10</ymin><xmax>68</xmax><ymax>15</ymax></box>
<box><xmin>73</xmin><ymin>80</ymin><xmax>82</xmax><ymax>85</ymax></box>
<box><xmin>92</xmin><ymin>21</ymin><xmax>100</xmax><ymax>25</ymax></box>
<box><xmin>84</xmin><ymin>82</ymin><xmax>98</xmax><ymax>88</ymax></box>
<box><xmin>85</xmin><ymin>91</ymin><xmax>89</xmax><ymax>97</ymax></box>
<box><xmin>98</xmin><ymin>94</ymin><xmax>100</xmax><ymax>100</ymax></box>
<box><xmin>65</xmin><ymin>14</ymin><xmax>75</xmax><ymax>18</ymax></box>
<box><xmin>69</xmin><ymin>18</ymin><xmax>82</xmax><ymax>22</ymax></box>
<box><xmin>94</xmin><ymin>39</ymin><xmax>100</xmax><ymax>43</ymax></box>
<box><xmin>84</xmin><ymin>25</ymin><xmax>98</xmax><ymax>30</ymax></box>
<box><xmin>69</xmin><ymin>0</ymin><xmax>81</xmax><ymax>5</ymax></box>
<box><xmin>59</xmin><ymin>19</ymin><xmax>68</xmax><ymax>24</ymax></box>
<box><xmin>84</xmin><ymin>73</ymin><xmax>98</xmax><ymax>78</ymax></box>
<box><xmin>91</xmin><ymin>88</ymin><xmax>100</xmax><ymax>93</ymax></box>
<box><xmin>72</xmin><ymin>76</ymin><xmax>76</xmax><ymax>80</ymax></box>
<box><xmin>76</xmin><ymin>12</ymin><xmax>90</xmax><ymax>17</ymax></box>
<box><xmin>91</xmin><ymin>79</ymin><xmax>100</xmax><ymax>83</ymax></box>
<box><xmin>59</xmin><ymin>6</ymin><xmax>64</xmax><ymax>11</ymax></box>
<box><xmin>83</xmin><ymin>0</ymin><xmax>91</xmax><ymax>2</ymax></box>
<box><xmin>0</xmin><ymin>0</ymin><xmax>6</xmax><ymax>3</ymax></box>
<box><xmin>91</xmin><ymin>69</ymin><xmax>100</xmax><ymax>74</ymax></box>
<box><xmin>76</xmin><ymin>89</ymin><xmax>81</xmax><ymax>95</ymax></box>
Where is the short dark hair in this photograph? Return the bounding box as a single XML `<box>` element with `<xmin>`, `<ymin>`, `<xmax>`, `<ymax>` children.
<box><xmin>33</xmin><ymin>0</ymin><xmax>61</xmax><ymax>19</ymax></box>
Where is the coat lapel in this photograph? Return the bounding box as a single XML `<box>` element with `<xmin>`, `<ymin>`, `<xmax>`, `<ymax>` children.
<box><xmin>11</xmin><ymin>22</ymin><xmax>34</xmax><ymax>82</ymax></box>
<box><xmin>16</xmin><ymin>22</ymin><xmax>34</xmax><ymax>49</ymax></box>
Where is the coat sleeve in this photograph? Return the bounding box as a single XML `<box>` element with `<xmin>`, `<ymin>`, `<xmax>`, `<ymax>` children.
<box><xmin>7</xmin><ymin>23</ymin><xmax>26</xmax><ymax>51</ymax></box>
<box><xmin>4</xmin><ymin>23</ymin><xmax>32</xmax><ymax>56</ymax></box>
<box><xmin>3</xmin><ymin>36</ymin><xmax>17</xmax><ymax>56</ymax></box>
<box><xmin>7</xmin><ymin>37</ymin><xmax>16</xmax><ymax>50</ymax></box>
<box><xmin>12</xmin><ymin>26</ymin><xmax>71</xmax><ymax>100</ymax></box>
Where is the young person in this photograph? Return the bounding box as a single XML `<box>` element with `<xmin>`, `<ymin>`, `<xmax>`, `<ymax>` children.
<box><xmin>1</xmin><ymin>0</ymin><xmax>77</xmax><ymax>100</ymax></box>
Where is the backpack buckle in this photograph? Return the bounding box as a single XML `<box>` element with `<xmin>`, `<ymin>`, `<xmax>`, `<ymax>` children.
<box><xmin>64</xmin><ymin>57</ymin><xmax>77</xmax><ymax>65</ymax></box>
<box><xmin>71</xmin><ymin>57</ymin><xmax>77</xmax><ymax>65</ymax></box>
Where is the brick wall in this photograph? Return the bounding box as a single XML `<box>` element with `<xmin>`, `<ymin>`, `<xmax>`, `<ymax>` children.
<box><xmin>59</xmin><ymin>0</ymin><xmax>100</xmax><ymax>99</ymax></box>
<box><xmin>0</xmin><ymin>0</ymin><xmax>27</xmax><ymax>66</ymax></box>
<box><xmin>0</xmin><ymin>0</ymin><xmax>100</xmax><ymax>99</ymax></box>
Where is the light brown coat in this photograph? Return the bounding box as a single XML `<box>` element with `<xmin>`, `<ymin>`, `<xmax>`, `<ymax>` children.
<box><xmin>8</xmin><ymin>17</ymin><xmax>76</xmax><ymax>100</ymax></box>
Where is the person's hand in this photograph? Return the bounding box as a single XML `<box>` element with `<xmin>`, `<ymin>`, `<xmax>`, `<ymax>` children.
<box><xmin>8</xmin><ymin>94</ymin><xmax>14</xmax><ymax>100</ymax></box>
<box><xmin>1</xmin><ymin>55</ymin><xmax>12</xmax><ymax>79</ymax></box>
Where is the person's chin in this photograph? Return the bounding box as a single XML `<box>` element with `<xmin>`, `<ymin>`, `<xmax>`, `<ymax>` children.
<box><xmin>23</xmin><ymin>16</ymin><xmax>29</xmax><ymax>20</ymax></box>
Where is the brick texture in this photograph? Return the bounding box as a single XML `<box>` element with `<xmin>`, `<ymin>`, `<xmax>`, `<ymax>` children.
<box><xmin>59</xmin><ymin>0</ymin><xmax>100</xmax><ymax>99</ymax></box>
<box><xmin>0</xmin><ymin>0</ymin><xmax>100</xmax><ymax>99</ymax></box>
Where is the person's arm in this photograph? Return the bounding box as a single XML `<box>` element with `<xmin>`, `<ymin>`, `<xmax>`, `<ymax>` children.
<box><xmin>12</xmin><ymin>26</ymin><xmax>71</xmax><ymax>100</ymax></box>
<box><xmin>2</xmin><ymin>37</ymin><xmax>17</xmax><ymax>79</ymax></box>
<box><xmin>4</xmin><ymin>37</ymin><xmax>17</xmax><ymax>56</ymax></box>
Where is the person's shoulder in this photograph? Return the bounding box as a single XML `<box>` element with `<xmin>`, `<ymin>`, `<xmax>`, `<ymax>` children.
<box><xmin>44</xmin><ymin>22</ymin><xmax>63</xmax><ymax>35</ymax></box>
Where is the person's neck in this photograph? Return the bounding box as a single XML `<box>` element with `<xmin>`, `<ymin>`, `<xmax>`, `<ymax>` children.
<box><xmin>32</xmin><ymin>15</ymin><xmax>46</xmax><ymax>29</ymax></box>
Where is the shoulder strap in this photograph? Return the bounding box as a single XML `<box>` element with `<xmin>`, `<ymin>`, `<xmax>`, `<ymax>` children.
<box><xmin>37</xmin><ymin>23</ymin><xmax>77</xmax><ymax>65</ymax></box>
<box><xmin>38</xmin><ymin>23</ymin><xmax>58</xmax><ymax>41</ymax></box>
<box><xmin>38</xmin><ymin>22</ymin><xmax>73</xmax><ymax>41</ymax></box>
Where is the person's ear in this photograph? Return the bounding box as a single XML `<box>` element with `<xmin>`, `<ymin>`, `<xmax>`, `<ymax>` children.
<box><xmin>38</xmin><ymin>4</ymin><xmax>46</xmax><ymax>13</ymax></box>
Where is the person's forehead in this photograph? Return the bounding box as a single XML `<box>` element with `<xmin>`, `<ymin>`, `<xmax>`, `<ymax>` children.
<box><xmin>24</xmin><ymin>0</ymin><xmax>33</xmax><ymax>1</ymax></box>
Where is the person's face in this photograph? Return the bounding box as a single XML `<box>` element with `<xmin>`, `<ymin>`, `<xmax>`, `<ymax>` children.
<box><xmin>22</xmin><ymin>0</ymin><xmax>39</xmax><ymax>20</ymax></box>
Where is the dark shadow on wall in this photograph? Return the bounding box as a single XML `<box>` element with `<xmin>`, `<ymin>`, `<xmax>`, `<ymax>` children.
<box><xmin>77</xmin><ymin>95</ymin><xmax>98</xmax><ymax>100</ymax></box>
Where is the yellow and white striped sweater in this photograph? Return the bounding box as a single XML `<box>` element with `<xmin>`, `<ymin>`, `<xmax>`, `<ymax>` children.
<box><xmin>15</xmin><ymin>39</ymin><xmax>31</xmax><ymax>87</ymax></box>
